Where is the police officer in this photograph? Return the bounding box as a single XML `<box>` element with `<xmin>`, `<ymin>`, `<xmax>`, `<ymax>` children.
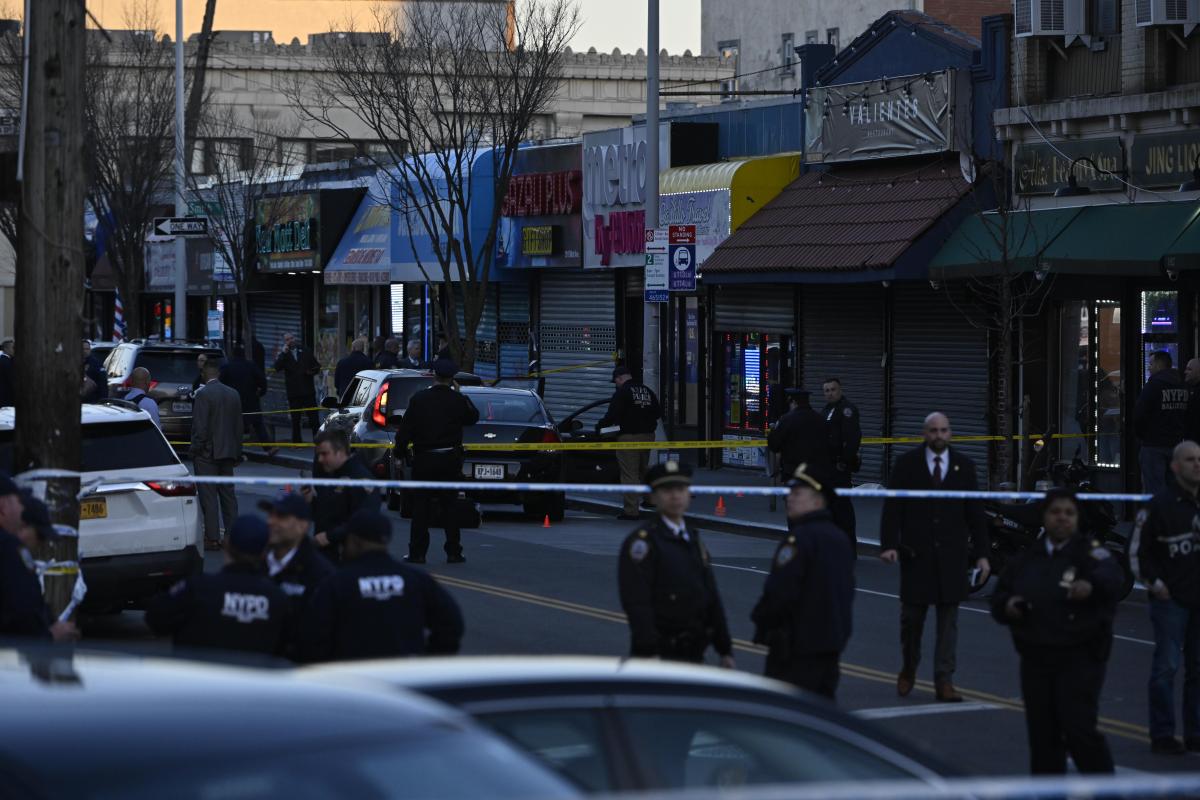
<box><xmin>310</xmin><ymin>429</ymin><xmax>379</xmax><ymax>561</ymax></box>
<box><xmin>145</xmin><ymin>515</ymin><xmax>292</xmax><ymax>658</ymax></box>
<box><xmin>767</xmin><ymin>389</ymin><xmax>832</xmax><ymax>484</ymax></box>
<box><xmin>0</xmin><ymin>476</ymin><xmax>51</xmax><ymax>638</ymax></box>
<box><xmin>991</xmin><ymin>488</ymin><xmax>1121</xmax><ymax>775</ymax></box>
<box><xmin>304</xmin><ymin>509</ymin><xmax>464</xmax><ymax>662</ymax></box>
<box><xmin>1135</xmin><ymin>350</ymin><xmax>1189</xmax><ymax>494</ymax></box>
<box><xmin>260</xmin><ymin>492</ymin><xmax>335</xmax><ymax>659</ymax></box>
<box><xmin>618</xmin><ymin>461</ymin><xmax>735</xmax><ymax>667</ymax></box>
<box><xmin>395</xmin><ymin>358</ymin><xmax>479</xmax><ymax>564</ymax></box>
<box><xmin>822</xmin><ymin>377</ymin><xmax>862</xmax><ymax>547</ymax></box>
<box><xmin>751</xmin><ymin>464</ymin><xmax>855</xmax><ymax>699</ymax></box>
<box><xmin>599</xmin><ymin>366</ymin><xmax>661</xmax><ymax>520</ymax></box>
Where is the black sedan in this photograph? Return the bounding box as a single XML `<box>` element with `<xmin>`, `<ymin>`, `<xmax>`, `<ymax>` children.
<box><xmin>0</xmin><ymin>648</ymin><xmax>582</xmax><ymax>800</ymax></box>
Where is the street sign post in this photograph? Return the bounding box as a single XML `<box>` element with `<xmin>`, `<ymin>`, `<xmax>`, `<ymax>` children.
<box><xmin>668</xmin><ymin>224</ymin><xmax>696</xmax><ymax>292</ymax></box>
<box><xmin>153</xmin><ymin>216</ymin><xmax>208</xmax><ymax>238</ymax></box>
<box><xmin>644</xmin><ymin>227</ymin><xmax>669</xmax><ymax>303</ymax></box>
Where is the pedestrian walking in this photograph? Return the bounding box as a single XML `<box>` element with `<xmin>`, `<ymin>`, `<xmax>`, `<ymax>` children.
<box><xmin>374</xmin><ymin>337</ymin><xmax>401</xmax><ymax>369</ymax></box>
<box><xmin>81</xmin><ymin>340</ymin><xmax>107</xmax><ymax>403</ymax></box>
<box><xmin>991</xmin><ymin>488</ymin><xmax>1121</xmax><ymax>774</ymax></box>
<box><xmin>1135</xmin><ymin>350</ymin><xmax>1189</xmax><ymax>494</ymax></box>
<box><xmin>617</xmin><ymin>461</ymin><xmax>735</xmax><ymax>667</ymax></box>
<box><xmin>395</xmin><ymin>358</ymin><xmax>479</xmax><ymax>564</ymax></box>
<box><xmin>1130</xmin><ymin>439</ymin><xmax>1200</xmax><ymax>755</ymax></box>
<box><xmin>334</xmin><ymin>338</ymin><xmax>372</xmax><ymax>398</ymax></box>
<box><xmin>822</xmin><ymin>377</ymin><xmax>862</xmax><ymax>547</ymax></box>
<box><xmin>598</xmin><ymin>366</ymin><xmax>661</xmax><ymax>520</ymax></box>
<box><xmin>220</xmin><ymin>343</ymin><xmax>273</xmax><ymax>451</ymax></box>
<box><xmin>124</xmin><ymin>367</ymin><xmax>161</xmax><ymax>428</ymax></box>
<box><xmin>273</xmin><ymin>333</ymin><xmax>321</xmax><ymax>444</ymax></box>
<box><xmin>751</xmin><ymin>464</ymin><xmax>854</xmax><ymax>699</ymax></box>
<box><xmin>145</xmin><ymin>514</ymin><xmax>291</xmax><ymax>657</ymax></box>
<box><xmin>0</xmin><ymin>338</ymin><xmax>14</xmax><ymax>408</ymax></box>
<box><xmin>767</xmin><ymin>387</ymin><xmax>833</xmax><ymax>495</ymax></box>
<box><xmin>191</xmin><ymin>357</ymin><xmax>243</xmax><ymax>550</ymax></box>
<box><xmin>304</xmin><ymin>509</ymin><xmax>464</xmax><ymax>662</ymax></box>
<box><xmin>397</xmin><ymin>339</ymin><xmax>424</xmax><ymax>369</ymax></box>
<box><xmin>309</xmin><ymin>429</ymin><xmax>379</xmax><ymax>561</ymax></box>
<box><xmin>880</xmin><ymin>411</ymin><xmax>990</xmax><ymax>702</ymax></box>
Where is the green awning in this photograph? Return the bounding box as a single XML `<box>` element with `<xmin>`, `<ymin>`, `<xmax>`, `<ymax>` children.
<box><xmin>1040</xmin><ymin>203</ymin><xmax>1200</xmax><ymax>276</ymax></box>
<box><xmin>1162</xmin><ymin>205</ymin><xmax>1200</xmax><ymax>271</ymax></box>
<box><xmin>929</xmin><ymin>208</ymin><xmax>1080</xmax><ymax>278</ymax></box>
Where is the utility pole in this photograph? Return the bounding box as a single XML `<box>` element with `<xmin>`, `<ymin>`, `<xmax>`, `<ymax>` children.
<box><xmin>173</xmin><ymin>0</ymin><xmax>187</xmax><ymax>340</ymax></box>
<box><xmin>642</xmin><ymin>0</ymin><xmax>661</xmax><ymax>401</ymax></box>
<box><xmin>15</xmin><ymin>0</ymin><xmax>86</xmax><ymax>616</ymax></box>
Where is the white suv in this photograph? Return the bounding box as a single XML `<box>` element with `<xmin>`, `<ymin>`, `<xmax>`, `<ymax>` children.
<box><xmin>0</xmin><ymin>403</ymin><xmax>203</xmax><ymax>611</ymax></box>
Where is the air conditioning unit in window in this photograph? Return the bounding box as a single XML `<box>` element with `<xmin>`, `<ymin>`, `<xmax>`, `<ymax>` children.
<box><xmin>1136</xmin><ymin>0</ymin><xmax>1200</xmax><ymax>34</ymax></box>
<box><xmin>1014</xmin><ymin>0</ymin><xmax>1086</xmax><ymax>38</ymax></box>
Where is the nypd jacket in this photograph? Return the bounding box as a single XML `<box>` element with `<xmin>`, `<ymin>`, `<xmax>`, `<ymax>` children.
<box><xmin>990</xmin><ymin>535</ymin><xmax>1123</xmax><ymax>654</ymax></box>
<box><xmin>599</xmin><ymin>382</ymin><xmax>661</xmax><ymax>435</ymax></box>
<box><xmin>1131</xmin><ymin>480</ymin><xmax>1200</xmax><ymax>608</ymax></box>
<box><xmin>145</xmin><ymin>562</ymin><xmax>291</xmax><ymax>656</ymax></box>
<box><xmin>823</xmin><ymin>397</ymin><xmax>863</xmax><ymax>473</ymax></box>
<box><xmin>751</xmin><ymin>509</ymin><xmax>855</xmax><ymax>656</ymax></box>
<box><xmin>0</xmin><ymin>530</ymin><xmax>49</xmax><ymax>638</ymax></box>
<box><xmin>617</xmin><ymin>517</ymin><xmax>732</xmax><ymax>658</ymax></box>
<box><xmin>314</xmin><ymin>455</ymin><xmax>380</xmax><ymax>546</ymax></box>
<box><xmin>303</xmin><ymin>550</ymin><xmax>464</xmax><ymax>662</ymax></box>
<box><xmin>271</xmin><ymin>537</ymin><xmax>335</xmax><ymax>605</ymax></box>
<box><xmin>767</xmin><ymin>407</ymin><xmax>833</xmax><ymax>478</ymax></box>
<box><xmin>1134</xmin><ymin>369</ymin><xmax>1189</xmax><ymax>447</ymax></box>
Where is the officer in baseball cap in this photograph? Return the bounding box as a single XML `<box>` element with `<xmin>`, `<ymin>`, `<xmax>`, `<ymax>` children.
<box><xmin>616</xmin><ymin>460</ymin><xmax>734</xmax><ymax>667</ymax></box>
<box><xmin>304</xmin><ymin>509</ymin><xmax>464</xmax><ymax>662</ymax></box>
<box><xmin>0</xmin><ymin>475</ymin><xmax>60</xmax><ymax>639</ymax></box>
<box><xmin>259</xmin><ymin>492</ymin><xmax>334</xmax><ymax>642</ymax></box>
<box><xmin>145</xmin><ymin>514</ymin><xmax>292</xmax><ymax>658</ymax></box>
<box><xmin>598</xmin><ymin>366</ymin><xmax>662</xmax><ymax>520</ymax></box>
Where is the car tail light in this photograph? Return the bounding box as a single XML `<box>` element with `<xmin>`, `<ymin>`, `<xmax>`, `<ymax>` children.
<box><xmin>372</xmin><ymin>386</ymin><xmax>389</xmax><ymax>427</ymax></box>
<box><xmin>145</xmin><ymin>481</ymin><xmax>196</xmax><ymax>497</ymax></box>
<box><xmin>542</xmin><ymin>429</ymin><xmax>560</xmax><ymax>444</ymax></box>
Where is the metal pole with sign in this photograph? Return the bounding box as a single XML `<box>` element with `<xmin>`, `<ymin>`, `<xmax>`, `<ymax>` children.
<box><xmin>173</xmin><ymin>0</ymin><xmax>187</xmax><ymax>340</ymax></box>
<box><xmin>642</xmin><ymin>0</ymin><xmax>660</xmax><ymax>399</ymax></box>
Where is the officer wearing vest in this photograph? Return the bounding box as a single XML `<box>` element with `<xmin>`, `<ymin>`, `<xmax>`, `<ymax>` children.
<box><xmin>752</xmin><ymin>464</ymin><xmax>855</xmax><ymax>699</ymax></box>
<box><xmin>767</xmin><ymin>389</ymin><xmax>832</xmax><ymax>485</ymax></box>
<box><xmin>991</xmin><ymin>488</ymin><xmax>1122</xmax><ymax>774</ymax></box>
<box><xmin>617</xmin><ymin>461</ymin><xmax>734</xmax><ymax>667</ymax></box>
<box><xmin>304</xmin><ymin>509</ymin><xmax>464</xmax><ymax>662</ymax></box>
<box><xmin>822</xmin><ymin>378</ymin><xmax>862</xmax><ymax>547</ymax></box>
<box><xmin>145</xmin><ymin>515</ymin><xmax>291</xmax><ymax>658</ymax></box>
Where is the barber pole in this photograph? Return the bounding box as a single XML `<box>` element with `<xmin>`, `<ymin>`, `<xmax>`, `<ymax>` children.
<box><xmin>112</xmin><ymin>288</ymin><xmax>126</xmax><ymax>342</ymax></box>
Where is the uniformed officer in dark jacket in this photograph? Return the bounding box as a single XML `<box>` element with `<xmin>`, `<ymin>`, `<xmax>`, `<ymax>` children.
<box><xmin>752</xmin><ymin>464</ymin><xmax>855</xmax><ymax>699</ymax></box>
<box><xmin>822</xmin><ymin>377</ymin><xmax>862</xmax><ymax>546</ymax></box>
<box><xmin>599</xmin><ymin>366</ymin><xmax>661</xmax><ymax>520</ymax></box>
<box><xmin>145</xmin><ymin>515</ymin><xmax>291</xmax><ymax>658</ymax></box>
<box><xmin>0</xmin><ymin>477</ymin><xmax>78</xmax><ymax>641</ymax></box>
<box><xmin>395</xmin><ymin>358</ymin><xmax>479</xmax><ymax>564</ymax></box>
<box><xmin>304</xmin><ymin>509</ymin><xmax>464</xmax><ymax>662</ymax></box>
<box><xmin>309</xmin><ymin>429</ymin><xmax>380</xmax><ymax>561</ymax></box>
<box><xmin>1135</xmin><ymin>350</ymin><xmax>1190</xmax><ymax>494</ymax></box>
<box><xmin>992</xmin><ymin>488</ymin><xmax>1121</xmax><ymax>774</ymax></box>
<box><xmin>260</xmin><ymin>492</ymin><xmax>335</xmax><ymax>659</ymax></box>
<box><xmin>767</xmin><ymin>388</ymin><xmax>833</xmax><ymax>493</ymax></box>
<box><xmin>1130</xmin><ymin>440</ymin><xmax>1200</xmax><ymax>755</ymax></box>
<box><xmin>618</xmin><ymin>461</ymin><xmax>735</xmax><ymax>667</ymax></box>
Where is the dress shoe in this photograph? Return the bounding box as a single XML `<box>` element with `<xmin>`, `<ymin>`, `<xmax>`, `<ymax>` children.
<box><xmin>446</xmin><ymin>554</ymin><xmax>466</xmax><ymax>564</ymax></box>
<box><xmin>935</xmin><ymin>681</ymin><xmax>964</xmax><ymax>703</ymax></box>
<box><xmin>1152</xmin><ymin>737</ymin><xmax>1186</xmax><ymax>755</ymax></box>
<box><xmin>896</xmin><ymin>671</ymin><xmax>915</xmax><ymax>697</ymax></box>
<box><xmin>403</xmin><ymin>556</ymin><xmax>426</xmax><ymax>565</ymax></box>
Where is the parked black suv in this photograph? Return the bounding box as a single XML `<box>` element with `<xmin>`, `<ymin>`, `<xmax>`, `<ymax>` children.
<box><xmin>103</xmin><ymin>340</ymin><xmax>225</xmax><ymax>440</ymax></box>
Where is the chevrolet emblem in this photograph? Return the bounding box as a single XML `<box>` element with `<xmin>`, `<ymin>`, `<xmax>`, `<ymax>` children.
<box><xmin>484</xmin><ymin>432</ymin><xmax>497</xmax><ymax>439</ymax></box>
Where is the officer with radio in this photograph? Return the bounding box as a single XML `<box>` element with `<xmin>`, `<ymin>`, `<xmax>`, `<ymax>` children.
<box><xmin>822</xmin><ymin>377</ymin><xmax>862</xmax><ymax>547</ymax></box>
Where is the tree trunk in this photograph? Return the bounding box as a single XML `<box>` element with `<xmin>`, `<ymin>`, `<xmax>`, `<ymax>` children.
<box><xmin>183</xmin><ymin>0</ymin><xmax>218</xmax><ymax>149</ymax></box>
<box><xmin>16</xmin><ymin>0</ymin><xmax>86</xmax><ymax>618</ymax></box>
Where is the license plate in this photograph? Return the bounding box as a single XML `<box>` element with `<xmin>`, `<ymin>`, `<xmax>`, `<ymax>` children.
<box><xmin>474</xmin><ymin>464</ymin><xmax>505</xmax><ymax>480</ymax></box>
<box><xmin>171</xmin><ymin>401</ymin><xmax>191</xmax><ymax>413</ymax></box>
<box><xmin>80</xmin><ymin>498</ymin><xmax>107</xmax><ymax>520</ymax></box>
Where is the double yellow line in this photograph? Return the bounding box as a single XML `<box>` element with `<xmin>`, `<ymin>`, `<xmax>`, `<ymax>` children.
<box><xmin>433</xmin><ymin>573</ymin><xmax>1149</xmax><ymax>743</ymax></box>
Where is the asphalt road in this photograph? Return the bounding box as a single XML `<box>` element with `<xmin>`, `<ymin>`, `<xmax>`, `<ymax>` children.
<box><xmin>80</xmin><ymin>462</ymin><xmax>1195</xmax><ymax>777</ymax></box>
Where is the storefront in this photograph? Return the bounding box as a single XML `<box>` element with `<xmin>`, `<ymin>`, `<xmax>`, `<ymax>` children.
<box><xmin>143</xmin><ymin>235</ymin><xmax>236</xmax><ymax>341</ymax></box>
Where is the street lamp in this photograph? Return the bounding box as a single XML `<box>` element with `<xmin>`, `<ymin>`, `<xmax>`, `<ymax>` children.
<box><xmin>1053</xmin><ymin>156</ymin><xmax>1101</xmax><ymax>198</ymax></box>
<box><xmin>1179</xmin><ymin>152</ymin><xmax>1200</xmax><ymax>192</ymax></box>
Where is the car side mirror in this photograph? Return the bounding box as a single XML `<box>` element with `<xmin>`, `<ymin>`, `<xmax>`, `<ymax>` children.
<box><xmin>321</xmin><ymin>396</ymin><xmax>341</xmax><ymax>410</ymax></box>
<box><xmin>562</xmin><ymin>419</ymin><xmax>583</xmax><ymax>433</ymax></box>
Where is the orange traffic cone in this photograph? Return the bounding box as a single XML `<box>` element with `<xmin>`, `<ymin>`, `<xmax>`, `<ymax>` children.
<box><xmin>715</xmin><ymin>496</ymin><xmax>727</xmax><ymax>517</ymax></box>
<box><xmin>543</xmin><ymin>514</ymin><xmax>552</xmax><ymax>528</ymax></box>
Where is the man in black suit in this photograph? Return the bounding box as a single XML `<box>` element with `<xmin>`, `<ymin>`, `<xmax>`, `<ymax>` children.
<box><xmin>880</xmin><ymin>411</ymin><xmax>990</xmax><ymax>702</ymax></box>
<box><xmin>221</xmin><ymin>343</ymin><xmax>271</xmax><ymax>451</ymax></box>
<box><xmin>334</xmin><ymin>338</ymin><xmax>372</xmax><ymax>399</ymax></box>
<box><xmin>374</xmin><ymin>337</ymin><xmax>401</xmax><ymax>369</ymax></box>
<box><xmin>273</xmin><ymin>333</ymin><xmax>321</xmax><ymax>443</ymax></box>
<box><xmin>0</xmin><ymin>338</ymin><xmax>14</xmax><ymax>408</ymax></box>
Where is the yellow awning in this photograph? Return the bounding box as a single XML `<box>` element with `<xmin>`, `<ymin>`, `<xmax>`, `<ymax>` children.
<box><xmin>660</xmin><ymin>154</ymin><xmax>801</xmax><ymax>231</ymax></box>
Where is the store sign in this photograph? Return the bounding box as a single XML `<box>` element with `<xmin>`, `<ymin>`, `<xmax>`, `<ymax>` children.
<box><xmin>255</xmin><ymin>193</ymin><xmax>320</xmax><ymax>272</ymax></box>
<box><xmin>1014</xmin><ymin>139</ymin><xmax>1123</xmax><ymax>195</ymax></box>
<box><xmin>1131</xmin><ymin>132</ymin><xmax>1200</xmax><ymax>189</ymax></box>
<box><xmin>805</xmin><ymin>71</ymin><xmax>966</xmax><ymax>163</ymax></box>
<box><xmin>326</xmin><ymin>203</ymin><xmax>392</xmax><ymax>284</ymax></box>
<box><xmin>658</xmin><ymin>190</ymin><xmax>730</xmax><ymax>268</ymax></box>
<box><xmin>583</xmin><ymin>125</ymin><xmax>670</xmax><ymax>268</ymax></box>
<box><xmin>521</xmin><ymin>225</ymin><xmax>557</xmax><ymax>256</ymax></box>
<box><xmin>501</xmin><ymin>171</ymin><xmax>582</xmax><ymax>217</ymax></box>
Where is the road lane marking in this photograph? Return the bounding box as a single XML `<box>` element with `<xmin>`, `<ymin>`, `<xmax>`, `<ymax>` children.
<box><xmin>854</xmin><ymin>701</ymin><xmax>1000</xmax><ymax>720</ymax></box>
<box><xmin>430</xmin><ymin>572</ymin><xmax>1150</xmax><ymax>742</ymax></box>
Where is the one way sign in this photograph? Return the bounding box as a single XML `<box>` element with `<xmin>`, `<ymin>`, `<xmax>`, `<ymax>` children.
<box><xmin>153</xmin><ymin>217</ymin><xmax>208</xmax><ymax>237</ymax></box>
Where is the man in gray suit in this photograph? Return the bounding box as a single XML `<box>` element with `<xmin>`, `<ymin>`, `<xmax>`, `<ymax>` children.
<box><xmin>191</xmin><ymin>358</ymin><xmax>243</xmax><ymax>550</ymax></box>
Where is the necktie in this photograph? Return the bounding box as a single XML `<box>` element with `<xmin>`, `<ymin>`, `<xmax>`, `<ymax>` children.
<box><xmin>932</xmin><ymin>455</ymin><xmax>943</xmax><ymax>487</ymax></box>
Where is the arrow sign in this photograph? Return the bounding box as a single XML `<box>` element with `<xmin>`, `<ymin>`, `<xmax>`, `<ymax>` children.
<box><xmin>153</xmin><ymin>217</ymin><xmax>208</xmax><ymax>237</ymax></box>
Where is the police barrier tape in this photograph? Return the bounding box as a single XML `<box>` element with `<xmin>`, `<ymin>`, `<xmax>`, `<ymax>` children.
<box><xmin>17</xmin><ymin>469</ymin><xmax>1155</xmax><ymax>503</ymax></box>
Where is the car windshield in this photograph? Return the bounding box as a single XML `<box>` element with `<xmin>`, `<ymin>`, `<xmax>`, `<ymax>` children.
<box><xmin>0</xmin><ymin>421</ymin><xmax>179</xmax><ymax>473</ymax></box>
<box><xmin>44</xmin><ymin>730</ymin><xmax>578</xmax><ymax>800</ymax></box>
<box><xmin>463</xmin><ymin>392</ymin><xmax>547</xmax><ymax>424</ymax></box>
<box><xmin>136</xmin><ymin>350</ymin><xmax>222</xmax><ymax>385</ymax></box>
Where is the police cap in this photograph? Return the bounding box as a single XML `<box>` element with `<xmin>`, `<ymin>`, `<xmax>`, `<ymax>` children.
<box><xmin>783</xmin><ymin>387</ymin><xmax>810</xmax><ymax>399</ymax></box>
<box><xmin>432</xmin><ymin>358</ymin><xmax>458</xmax><ymax>378</ymax></box>
<box><xmin>644</xmin><ymin>459</ymin><xmax>693</xmax><ymax>489</ymax></box>
<box><xmin>787</xmin><ymin>463</ymin><xmax>836</xmax><ymax>504</ymax></box>
<box><xmin>340</xmin><ymin>508</ymin><xmax>393</xmax><ymax>544</ymax></box>
<box><xmin>228</xmin><ymin>515</ymin><xmax>270</xmax><ymax>556</ymax></box>
<box><xmin>257</xmin><ymin>492</ymin><xmax>312</xmax><ymax>521</ymax></box>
